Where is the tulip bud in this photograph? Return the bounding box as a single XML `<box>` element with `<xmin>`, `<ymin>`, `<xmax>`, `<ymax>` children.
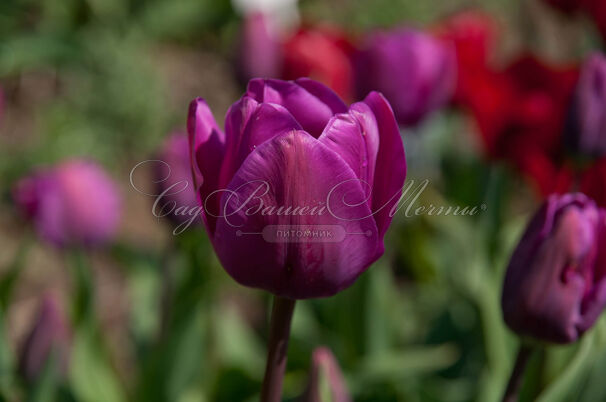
<box><xmin>302</xmin><ymin>347</ymin><xmax>351</xmax><ymax>402</ymax></box>
<box><xmin>566</xmin><ymin>53</ymin><xmax>606</xmax><ymax>156</ymax></box>
<box><xmin>502</xmin><ymin>193</ymin><xmax>606</xmax><ymax>343</ymax></box>
<box><xmin>155</xmin><ymin>133</ymin><xmax>200</xmax><ymax>225</ymax></box>
<box><xmin>356</xmin><ymin>28</ymin><xmax>456</xmax><ymax>127</ymax></box>
<box><xmin>13</xmin><ymin>160</ymin><xmax>122</xmax><ymax>248</ymax></box>
<box><xmin>237</xmin><ymin>12</ymin><xmax>282</xmax><ymax>82</ymax></box>
<box><xmin>19</xmin><ymin>294</ymin><xmax>71</xmax><ymax>383</ymax></box>
<box><xmin>188</xmin><ymin>78</ymin><xmax>406</xmax><ymax>299</ymax></box>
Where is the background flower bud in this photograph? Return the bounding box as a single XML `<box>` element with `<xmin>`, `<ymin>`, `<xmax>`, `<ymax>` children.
<box><xmin>567</xmin><ymin>53</ymin><xmax>606</xmax><ymax>156</ymax></box>
<box><xmin>13</xmin><ymin>159</ymin><xmax>122</xmax><ymax>248</ymax></box>
<box><xmin>302</xmin><ymin>347</ymin><xmax>351</xmax><ymax>402</ymax></box>
<box><xmin>18</xmin><ymin>294</ymin><xmax>71</xmax><ymax>383</ymax></box>
<box><xmin>237</xmin><ymin>12</ymin><xmax>282</xmax><ymax>82</ymax></box>
<box><xmin>155</xmin><ymin>132</ymin><xmax>200</xmax><ymax>225</ymax></box>
<box><xmin>501</xmin><ymin>193</ymin><xmax>606</xmax><ymax>343</ymax></box>
<box><xmin>356</xmin><ymin>28</ymin><xmax>456</xmax><ymax>127</ymax></box>
<box><xmin>282</xmin><ymin>27</ymin><xmax>356</xmax><ymax>101</ymax></box>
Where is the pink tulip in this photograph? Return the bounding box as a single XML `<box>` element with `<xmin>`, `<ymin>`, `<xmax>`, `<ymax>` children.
<box><xmin>18</xmin><ymin>294</ymin><xmax>71</xmax><ymax>383</ymax></box>
<box><xmin>13</xmin><ymin>160</ymin><xmax>122</xmax><ymax>247</ymax></box>
<box><xmin>188</xmin><ymin>78</ymin><xmax>406</xmax><ymax>299</ymax></box>
<box><xmin>302</xmin><ymin>347</ymin><xmax>351</xmax><ymax>402</ymax></box>
<box><xmin>155</xmin><ymin>132</ymin><xmax>200</xmax><ymax>225</ymax></box>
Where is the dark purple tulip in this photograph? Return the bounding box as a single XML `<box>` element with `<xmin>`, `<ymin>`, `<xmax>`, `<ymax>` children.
<box><xmin>19</xmin><ymin>294</ymin><xmax>70</xmax><ymax>383</ymax></box>
<box><xmin>302</xmin><ymin>347</ymin><xmax>351</xmax><ymax>402</ymax></box>
<box><xmin>188</xmin><ymin>78</ymin><xmax>406</xmax><ymax>299</ymax></box>
<box><xmin>13</xmin><ymin>159</ymin><xmax>122</xmax><ymax>248</ymax></box>
<box><xmin>502</xmin><ymin>193</ymin><xmax>606</xmax><ymax>343</ymax></box>
<box><xmin>155</xmin><ymin>132</ymin><xmax>200</xmax><ymax>225</ymax></box>
<box><xmin>356</xmin><ymin>28</ymin><xmax>456</xmax><ymax>127</ymax></box>
<box><xmin>237</xmin><ymin>12</ymin><xmax>282</xmax><ymax>81</ymax></box>
<box><xmin>568</xmin><ymin>53</ymin><xmax>606</xmax><ymax>156</ymax></box>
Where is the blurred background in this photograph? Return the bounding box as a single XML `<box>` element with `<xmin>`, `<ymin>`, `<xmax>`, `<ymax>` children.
<box><xmin>1</xmin><ymin>0</ymin><xmax>606</xmax><ymax>401</ymax></box>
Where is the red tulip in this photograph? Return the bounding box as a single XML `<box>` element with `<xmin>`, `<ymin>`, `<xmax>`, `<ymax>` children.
<box><xmin>435</xmin><ymin>10</ymin><xmax>500</xmax><ymax>105</ymax></box>
<box><xmin>281</xmin><ymin>27</ymin><xmax>356</xmax><ymax>102</ymax></box>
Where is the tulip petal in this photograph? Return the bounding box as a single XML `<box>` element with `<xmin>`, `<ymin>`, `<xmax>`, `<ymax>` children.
<box><xmin>187</xmin><ymin>98</ymin><xmax>225</xmax><ymax>232</ymax></box>
<box><xmin>246</xmin><ymin>78</ymin><xmax>347</xmax><ymax>136</ymax></box>
<box><xmin>362</xmin><ymin>92</ymin><xmax>407</xmax><ymax>245</ymax></box>
<box><xmin>213</xmin><ymin>130</ymin><xmax>379</xmax><ymax>299</ymax></box>
<box><xmin>319</xmin><ymin>102</ymin><xmax>379</xmax><ymax>206</ymax></box>
<box><xmin>220</xmin><ymin>97</ymin><xmax>302</xmax><ymax>197</ymax></box>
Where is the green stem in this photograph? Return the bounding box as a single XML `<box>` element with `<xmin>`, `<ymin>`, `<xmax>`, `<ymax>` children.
<box><xmin>69</xmin><ymin>249</ymin><xmax>93</xmax><ymax>327</ymax></box>
<box><xmin>502</xmin><ymin>344</ymin><xmax>533</xmax><ymax>402</ymax></box>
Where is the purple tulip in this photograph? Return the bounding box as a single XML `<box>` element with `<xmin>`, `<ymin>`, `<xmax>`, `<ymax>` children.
<box><xmin>356</xmin><ymin>28</ymin><xmax>456</xmax><ymax>127</ymax></box>
<box><xmin>13</xmin><ymin>159</ymin><xmax>122</xmax><ymax>248</ymax></box>
<box><xmin>568</xmin><ymin>53</ymin><xmax>606</xmax><ymax>156</ymax></box>
<box><xmin>155</xmin><ymin>132</ymin><xmax>200</xmax><ymax>225</ymax></box>
<box><xmin>237</xmin><ymin>12</ymin><xmax>282</xmax><ymax>81</ymax></box>
<box><xmin>302</xmin><ymin>347</ymin><xmax>351</xmax><ymax>402</ymax></box>
<box><xmin>188</xmin><ymin>78</ymin><xmax>406</xmax><ymax>299</ymax></box>
<box><xmin>19</xmin><ymin>294</ymin><xmax>70</xmax><ymax>383</ymax></box>
<box><xmin>502</xmin><ymin>193</ymin><xmax>606</xmax><ymax>343</ymax></box>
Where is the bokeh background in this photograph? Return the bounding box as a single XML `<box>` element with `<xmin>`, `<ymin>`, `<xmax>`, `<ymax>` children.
<box><xmin>1</xmin><ymin>0</ymin><xmax>606</xmax><ymax>401</ymax></box>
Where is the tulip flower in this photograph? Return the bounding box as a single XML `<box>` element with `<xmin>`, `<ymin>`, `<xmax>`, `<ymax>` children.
<box><xmin>282</xmin><ymin>27</ymin><xmax>356</xmax><ymax>101</ymax></box>
<box><xmin>155</xmin><ymin>132</ymin><xmax>200</xmax><ymax>226</ymax></box>
<box><xmin>19</xmin><ymin>294</ymin><xmax>71</xmax><ymax>383</ymax></box>
<box><xmin>189</xmin><ymin>78</ymin><xmax>406</xmax><ymax>298</ymax></box>
<box><xmin>356</xmin><ymin>28</ymin><xmax>456</xmax><ymax>127</ymax></box>
<box><xmin>302</xmin><ymin>347</ymin><xmax>351</xmax><ymax>402</ymax></box>
<box><xmin>567</xmin><ymin>53</ymin><xmax>606</xmax><ymax>156</ymax></box>
<box><xmin>13</xmin><ymin>160</ymin><xmax>122</xmax><ymax>248</ymax></box>
<box><xmin>188</xmin><ymin>78</ymin><xmax>406</xmax><ymax>401</ymax></box>
<box><xmin>459</xmin><ymin>55</ymin><xmax>579</xmax><ymax>197</ymax></box>
<box><xmin>237</xmin><ymin>12</ymin><xmax>282</xmax><ymax>82</ymax></box>
<box><xmin>434</xmin><ymin>10</ymin><xmax>500</xmax><ymax>105</ymax></box>
<box><xmin>500</xmin><ymin>193</ymin><xmax>606</xmax><ymax>401</ymax></box>
<box><xmin>502</xmin><ymin>193</ymin><xmax>606</xmax><ymax>343</ymax></box>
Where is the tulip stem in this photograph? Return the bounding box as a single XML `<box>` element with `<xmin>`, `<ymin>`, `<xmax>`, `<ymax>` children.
<box><xmin>502</xmin><ymin>344</ymin><xmax>533</xmax><ymax>402</ymax></box>
<box><xmin>261</xmin><ymin>296</ymin><xmax>296</xmax><ymax>402</ymax></box>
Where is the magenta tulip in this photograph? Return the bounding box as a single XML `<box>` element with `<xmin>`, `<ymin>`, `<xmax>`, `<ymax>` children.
<box><xmin>568</xmin><ymin>53</ymin><xmax>606</xmax><ymax>156</ymax></box>
<box><xmin>302</xmin><ymin>347</ymin><xmax>351</xmax><ymax>402</ymax></box>
<box><xmin>13</xmin><ymin>160</ymin><xmax>122</xmax><ymax>247</ymax></box>
<box><xmin>356</xmin><ymin>28</ymin><xmax>456</xmax><ymax>127</ymax></box>
<box><xmin>188</xmin><ymin>78</ymin><xmax>406</xmax><ymax>299</ymax></box>
<box><xmin>155</xmin><ymin>132</ymin><xmax>200</xmax><ymax>225</ymax></box>
<box><xmin>502</xmin><ymin>193</ymin><xmax>606</xmax><ymax>343</ymax></box>
<box><xmin>19</xmin><ymin>294</ymin><xmax>70</xmax><ymax>383</ymax></box>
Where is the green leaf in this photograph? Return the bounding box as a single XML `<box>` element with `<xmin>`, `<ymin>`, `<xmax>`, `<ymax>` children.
<box><xmin>69</xmin><ymin>328</ymin><xmax>127</xmax><ymax>402</ymax></box>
